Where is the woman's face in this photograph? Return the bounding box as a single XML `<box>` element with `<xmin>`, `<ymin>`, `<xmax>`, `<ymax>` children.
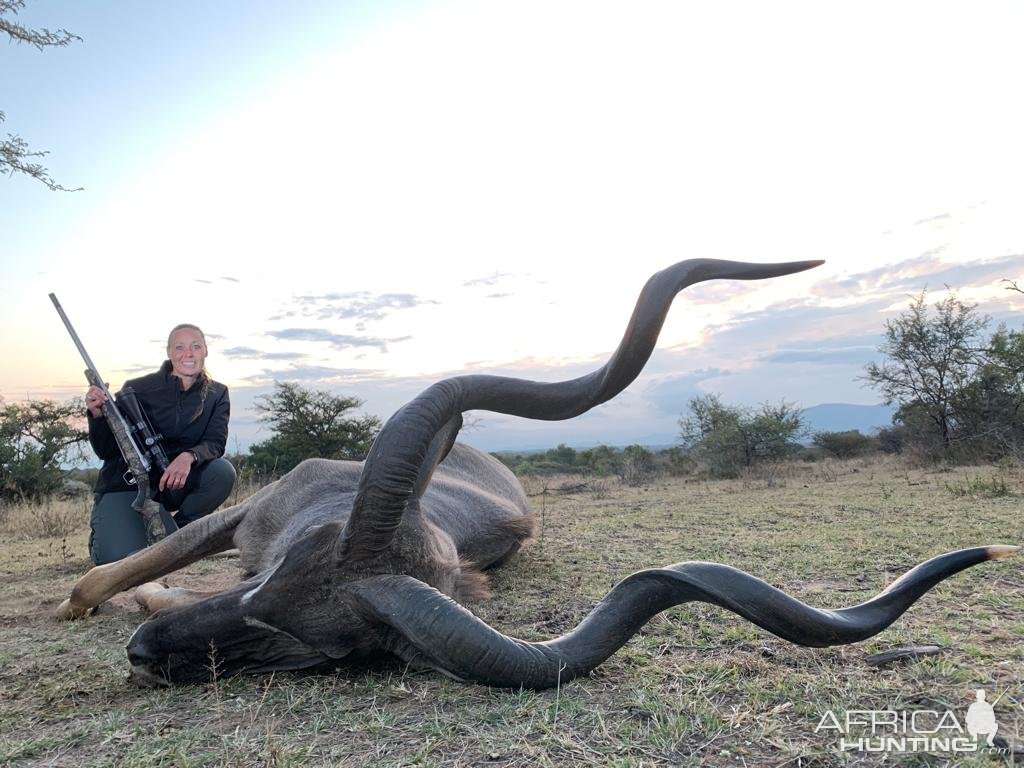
<box><xmin>168</xmin><ymin>327</ymin><xmax>207</xmax><ymax>380</ymax></box>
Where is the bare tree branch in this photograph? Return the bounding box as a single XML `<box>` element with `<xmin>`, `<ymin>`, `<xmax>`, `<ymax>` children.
<box><xmin>0</xmin><ymin>0</ymin><xmax>79</xmax><ymax>49</ymax></box>
<box><xmin>1</xmin><ymin>1</ymin><xmax>82</xmax><ymax>190</ymax></box>
<box><xmin>1</xmin><ymin>113</ymin><xmax>82</xmax><ymax>191</ymax></box>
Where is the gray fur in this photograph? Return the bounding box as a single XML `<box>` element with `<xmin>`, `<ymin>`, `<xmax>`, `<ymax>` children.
<box><xmin>232</xmin><ymin>443</ymin><xmax>532</xmax><ymax>576</ymax></box>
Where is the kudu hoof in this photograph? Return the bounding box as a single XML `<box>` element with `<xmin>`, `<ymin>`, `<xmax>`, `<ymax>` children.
<box><xmin>55</xmin><ymin>597</ymin><xmax>95</xmax><ymax>620</ymax></box>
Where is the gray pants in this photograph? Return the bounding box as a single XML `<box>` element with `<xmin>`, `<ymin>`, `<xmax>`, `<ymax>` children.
<box><xmin>89</xmin><ymin>457</ymin><xmax>237</xmax><ymax>565</ymax></box>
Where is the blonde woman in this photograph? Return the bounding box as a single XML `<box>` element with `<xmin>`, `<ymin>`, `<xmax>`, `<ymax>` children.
<box><xmin>84</xmin><ymin>324</ymin><xmax>235</xmax><ymax>564</ymax></box>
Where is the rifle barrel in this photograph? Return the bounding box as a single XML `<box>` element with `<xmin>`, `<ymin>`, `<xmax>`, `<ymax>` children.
<box><xmin>49</xmin><ymin>292</ymin><xmax>151</xmax><ymax>474</ymax></box>
<box><xmin>49</xmin><ymin>293</ymin><xmax>113</xmax><ymax>399</ymax></box>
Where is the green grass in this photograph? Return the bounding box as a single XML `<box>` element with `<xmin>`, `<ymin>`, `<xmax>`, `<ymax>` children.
<box><xmin>0</xmin><ymin>456</ymin><xmax>1021</xmax><ymax>766</ymax></box>
<box><xmin>944</xmin><ymin>473</ymin><xmax>1013</xmax><ymax>498</ymax></box>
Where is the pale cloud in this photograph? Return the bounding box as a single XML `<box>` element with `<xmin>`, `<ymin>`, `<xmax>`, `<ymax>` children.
<box><xmin>242</xmin><ymin>365</ymin><xmax>387</xmax><ymax>384</ymax></box>
<box><xmin>815</xmin><ymin>253</ymin><xmax>1024</xmax><ymax>300</ymax></box>
<box><xmin>266</xmin><ymin>328</ymin><xmax>406</xmax><ymax>352</ymax></box>
<box><xmin>222</xmin><ymin>346</ymin><xmax>263</xmax><ymax>358</ymax></box>
<box><xmin>292</xmin><ymin>292</ymin><xmax>437</xmax><ymax>323</ymax></box>
<box><xmin>223</xmin><ymin>346</ymin><xmax>306</xmax><ymax>361</ymax></box>
<box><xmin>762</xmin><ymin>346</ymin><xmax>881</xmax><ymax>366</ymax></box>
<box><xmin>463</xmin><ymin>272</ymin><xmax>513</xmax><ymax>287</ymax></box>
<box><xmin>644</xmin><ymin>369</ymin><xmax>731</xmax><ymax>416</ymax></box>
<box><xmin>913</xmin><ymin>212</ymin><xmax>952</xmax><ymax>226</ymax></box>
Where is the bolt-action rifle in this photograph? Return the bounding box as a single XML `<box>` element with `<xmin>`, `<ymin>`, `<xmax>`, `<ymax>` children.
<box><xmin>49</xmin><ymin>294</ymin><xmax>172</xmax><ymax>545</ymax></box>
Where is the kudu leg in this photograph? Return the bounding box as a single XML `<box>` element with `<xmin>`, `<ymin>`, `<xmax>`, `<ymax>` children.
<box><xmin>56</xmin><ymin>505</ymin><xmax>246</xmax><ymax>620</ymax></box>
<box><xmin>134</xmin><ymin>583</ymin><xmax>221</xmax><ymax>613</ymax></box>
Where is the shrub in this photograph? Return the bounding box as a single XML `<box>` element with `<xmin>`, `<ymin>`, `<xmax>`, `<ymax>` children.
<box><xmin>0</xmin><ymin>398</ymin><xmax>87</xmax><ymax>502</ymax></box>
<box><xmin>944</xmin><ymin>475</ymin><xmax>1012</xmax><ymax>498</ymax></box>
<box><xmin>679</xmin><ymin>394</ymin><xmax>804</xmax><ymax>478</ymax></box>
<box><xmin>876</xmin><ymin>425</ymin><xmax>906</xmax><ymax>454</ymax></box>
<box><xmin>247</xmin><ymin>382</ymin><xmax>380</xmax><ymax>476</ymax></box>
<box><xmin>812</xmin><ymin>430</ymin><xmax>879</xmax><ymax>459</ymax></box>
<box><xmin>618</xmin><ymin>445</ymin><xmax>656</xmax><ymax>486</ymax></box>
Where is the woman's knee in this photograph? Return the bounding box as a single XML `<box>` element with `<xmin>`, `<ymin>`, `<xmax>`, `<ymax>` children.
<box><xmin>190</xmin><ymin>457</ymin><xmax>236</xmax><ymax>509</ymax></box>
<box><xmin>205</xmin><ymin>457</ymin><xmax>237</xmax><ymax>495</ymax></box>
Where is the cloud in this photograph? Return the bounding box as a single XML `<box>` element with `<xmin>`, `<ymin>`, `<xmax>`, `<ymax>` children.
<box><xmin>195</xmin><ymin>279</ymin><xmax>213</xmax><ymax>284</ymax></box>
<box><xmin>221</xmin><ymin>346</ymin><xmax>262</xmax><ymax>358</ymax></box>
<box><xmin>643</xmin><ymin>369</ymin><xmax>732</xmax><ymax>416</ymax></box>
<box><xmin>915</xmin><ymin>253</ymin><xmax>1024</xmax><ymax>291</ymax></box>
<box><xmin>220</xmin><ymin>276</ymin><xmax>240</xmax><ymax>283</ymax></box>
<box><xmin>486</xmin><ymin>293</ymin><xmax>512</xmax><ymax>299</ymax></box>
<box><xmin>267</xmin><ymin>327</ymin><xmax>410</xmax><ymax>353</ymax></box>
<box><xmin>463</xmin><ymin>272</ymin><xmax>513</xmax><ymax>287</ymax></box>
<box><xmin>812</xmin><ymin>253</ymin><xmax>1024</xmax><ymax>299</ymax></box>
<box><xmin>683</xmin><ymin>281</ymin><xmax>765</xmax><ymax>306</ymax></box>
<box><xmin>241</xmin><ymin>364</ymin><xmax>387</xmax><ymax>384</ymax></box>
<box><xmin>119</xmin><ymin>363</ymin><xmax>157</xmax><ymax>375</ymax></box>
<box><xmin>222</xmin><ymin>346</ymin><xmax>306</xmax><ymax>361</ymax></box>
<box><xmin>290</xmin><ymin>292</ymin><xmax>437</xmax><ymax>323</ymax></box>
<box><xmin>698</xmin><ymin>299</ymin><xmax>896</xmax><ymax>354</ymax></box>
<box><xmin>913</xmin><ymin>212</ymin><xmax>951</xmax><ymax>226</ymax></box>
<box><xmin>762</xmin><ymin>344</ymin><xmax>881</xmax><ymax>365</ymax></box>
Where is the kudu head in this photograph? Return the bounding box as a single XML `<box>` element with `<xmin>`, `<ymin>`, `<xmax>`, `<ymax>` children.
<box><xmin>125</xmin><ymin>258</ymin><xmax>1019</xmax><ymax>688</ymax></box>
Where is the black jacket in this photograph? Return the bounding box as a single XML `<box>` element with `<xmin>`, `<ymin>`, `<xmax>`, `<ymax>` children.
<box><xmin>88</xmin><ymin>361</ymin><xmax>230</xmax><ymax>495</ymax></box>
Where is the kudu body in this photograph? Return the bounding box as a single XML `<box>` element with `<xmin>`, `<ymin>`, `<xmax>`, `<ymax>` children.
<box><xmin>57</xmin><ymin>259</ymin><xmax>1017</xmax><ymax>688</ymax></box>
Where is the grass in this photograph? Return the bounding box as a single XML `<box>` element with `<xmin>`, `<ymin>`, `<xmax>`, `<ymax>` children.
<box><xmin>0</xmin><ymin>456</ymin><xmax>1021</xmax><ymax>766</ymax></box>
<box><xmin>944</xmin><ymin>473</ymin><xmax>1013</xmax><ymax>499</ymax></box>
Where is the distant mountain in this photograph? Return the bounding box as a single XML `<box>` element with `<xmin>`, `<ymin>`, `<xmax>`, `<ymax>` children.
<box><xmin>800</xmin><ymin>403</ymin><xmax>897</xmax><ymax>436</ymax></box>
<box><xmin>466</xmin><ymin>403</ymin><xmax>899</xmax><ymax>453</ymax></box>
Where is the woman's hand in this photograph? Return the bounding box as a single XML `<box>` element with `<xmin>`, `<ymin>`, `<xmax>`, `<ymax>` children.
<box><xmin>159</xmin><ymin>452</ymin><xmax>195</xmax><ymax>491</ymax></box>
<box><xmin>85</xmin><ymin>386</ymin><xmax>107</xmax><ymax>418</ymax></box>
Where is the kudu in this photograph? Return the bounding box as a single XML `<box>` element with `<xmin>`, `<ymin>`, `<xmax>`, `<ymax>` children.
<box><xmin>57</xmin><ymin>259</ymin><xmax>1017</xmax><ymax>688</ymax></box>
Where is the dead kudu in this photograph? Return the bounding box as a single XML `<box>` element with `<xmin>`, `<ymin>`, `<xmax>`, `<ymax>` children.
<box><xmin>57</xmin><ymin>259</ymin><xmax>1018</xmax><ymax>688</ymax></box>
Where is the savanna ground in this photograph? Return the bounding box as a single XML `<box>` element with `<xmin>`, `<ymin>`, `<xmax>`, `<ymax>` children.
<box><xmin>0</xmin><ymin>456</ymin><xmax>1021</xmax><ymax>767</ymax></box>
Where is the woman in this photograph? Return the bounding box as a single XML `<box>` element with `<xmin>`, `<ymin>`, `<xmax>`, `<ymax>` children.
<box><xmin>85</xmin><ymin>323</ymin><xmax>236</xmax><ymax>565</ymax></box>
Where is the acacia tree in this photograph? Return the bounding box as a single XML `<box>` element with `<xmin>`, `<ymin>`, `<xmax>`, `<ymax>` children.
<box><xmin>0</xmin><ymin>397</ymin><xmax>87</xmax><ymax>501</ymax></box>
<box><xmin>955</xmin><ymin>325</ymin><xmax>1024</xmax><ymax>458</ymax></box>
<box><xmin>248</xmin><ymin>382</ymin><xmax>381</xmax><ymax>476</ymax></box>
<box><xmin>1</xmin><ymin>0</ymin><xmax>81</xmax><ymax>190</ymax></box>
<box><xmin>863</xmin><ymin>291</ymin><xmax>988</xmax><ymax>455</ymax></box>
<box><xmin>679</xmin><ymin>393</ymin><xmax>804</xmax><ymax>478</ymax></box>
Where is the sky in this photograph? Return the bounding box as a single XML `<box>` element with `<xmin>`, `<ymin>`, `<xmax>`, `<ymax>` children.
<box><xmin>3</xmin><ymin>0</ymin><xmax>1024</xmax><ymax>452</ymax></box>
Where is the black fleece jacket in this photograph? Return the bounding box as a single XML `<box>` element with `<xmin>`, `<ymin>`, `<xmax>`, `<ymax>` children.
<box><xmin>87</xmin><ymin>361</ymin><xmax>230</xmax><ymax>494</ymax></box>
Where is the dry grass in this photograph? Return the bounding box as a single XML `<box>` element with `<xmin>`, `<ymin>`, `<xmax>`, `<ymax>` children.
<box><xmin>0</xmin><ymin>456</ymin><xmax>1021</xmax><ymax>767</ymax></box>
<box><xmin>0</xmin><ymin>495</ymin><xmax>92</xmax><ymax>541</ymax></box>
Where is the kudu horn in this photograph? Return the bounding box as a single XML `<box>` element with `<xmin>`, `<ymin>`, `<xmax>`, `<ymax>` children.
<box><xmin>340</xmin><ymin>258</ymin><xmax>824</xmax><ymax>559</ymax></box>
